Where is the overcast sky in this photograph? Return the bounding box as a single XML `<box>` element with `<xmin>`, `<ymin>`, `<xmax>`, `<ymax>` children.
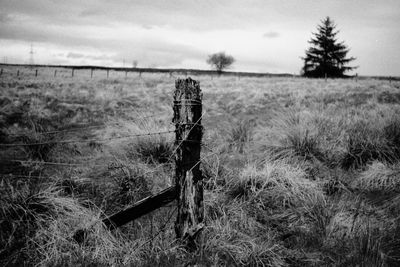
<box><xmin>0</xmin><ymin>0</ymin><xmax>399</xmax><ymax>76</ymax></box>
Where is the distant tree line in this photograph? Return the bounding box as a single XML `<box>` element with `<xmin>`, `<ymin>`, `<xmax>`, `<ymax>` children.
<box><xmin>206</xmin><ymin>16</ymin><xmax>356</xmax><ymax>78</ymax></box>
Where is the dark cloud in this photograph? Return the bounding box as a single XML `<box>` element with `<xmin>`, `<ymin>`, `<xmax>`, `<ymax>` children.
<box><xmin>263</xmin><ymin>31</ymin><xmax>280</xmax><ymax>38</ymax></box>
<box><xmin>0</xmin><ymin>12</ymin><xmax>13</xmax><ymax>23</ymax></box>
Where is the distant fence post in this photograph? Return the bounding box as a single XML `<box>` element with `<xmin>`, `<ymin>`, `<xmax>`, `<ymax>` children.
<box><xmin>54</xmin><ymin>70</ymin><xmax>57</xmax><ymax>77</ymax></box>
<box><xmin>91</xmin><ymin>69</ymin><xmax>93</xmax><ymax>78</ymax></box>
<box><xmin>139</xmin><ymin>71</ymin><xmax>142</xmax><ymax>78</ymax></box>
<box><xmin>0</xmin><ymin>68</ymin><xmax>3</xmax><ymax>76</ymax></box>
<box><xmin>35</xmin><ymin>69</ymin><xmax>38</xmax><ymax>77</ymax></box>
<box><xmin>17</xmin><ymin>70</ymin><xmax>19</xmax><ymax>76</ymax></box>
<box><xmin>173</xmin><ymin>78</ymin><xmax>204</xmax><ymax>250</ymax></box>
<box><xmin>72</xmin><ymin>68</ymin><xmax>74</xmax><ymax>77</ymax></box>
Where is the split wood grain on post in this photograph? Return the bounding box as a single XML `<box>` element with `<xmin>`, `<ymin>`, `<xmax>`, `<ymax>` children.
<box><xmin>173</xmin><ymin>78</ymin><xmax>204</xmax><ymax>250</ymax></box>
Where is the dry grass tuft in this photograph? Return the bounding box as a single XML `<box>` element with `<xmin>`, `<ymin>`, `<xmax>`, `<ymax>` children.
<box><xmin>353</xmin><ymin>161</ymin><xmax>400</xmax><ymax>193</ymax></box>
<box><xmin>267</xmin><ymin>110</ymin><xmax>324</xmax><ymax>162</ymax></box>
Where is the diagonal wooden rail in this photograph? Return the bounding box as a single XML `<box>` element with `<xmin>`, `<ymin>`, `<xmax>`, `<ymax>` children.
<box><xmin>73</xmin><ymin>186</ymin><xmax>176</xmax><ymax>243</ymax></box>
<box><xmin>102</xmin><ymin>186</ymin><xmax>176</xmax><ymax>230</ymax></box>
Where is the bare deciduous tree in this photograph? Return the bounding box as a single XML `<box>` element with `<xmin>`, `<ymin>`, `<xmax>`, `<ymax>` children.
<box><xmin>207</xmin><ymin>52</ymin><xmax>235</xmax><ymax>74</ymax></box>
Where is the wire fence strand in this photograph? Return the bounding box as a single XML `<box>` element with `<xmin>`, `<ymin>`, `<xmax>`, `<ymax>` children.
<box><xmin>5</xmin><ymin>112</ymin><xmax>170</xmax><ymax>136</ymax></box>
<box><xmin>0</xmin><ymin>130</ymin><xmax>175</xmax><ymax>147</ymax></box>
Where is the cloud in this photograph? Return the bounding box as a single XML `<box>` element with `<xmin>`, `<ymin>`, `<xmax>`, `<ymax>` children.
<box><xmin>66</xmin><ymin>52</ymin><xmax>112</xmax><ymax>60</ymax></box>
<box><xmin>0</xmin><ymin>0</ymin><xmax>400</xmax><ymax>75</ymax></box>
<box><xmin>66</xmin><ymin>52</ymin><xmax>85</xmax><ymax>59</ymax></box>
<box><xmin>263</xmin><ymin>31</ymin><xmax>280</xmax><ymax>38</ymax></box>
<box><xmin>0</xmin><ymin>12</ymin><xmax>13</xmax><ymax>23</ymax></box>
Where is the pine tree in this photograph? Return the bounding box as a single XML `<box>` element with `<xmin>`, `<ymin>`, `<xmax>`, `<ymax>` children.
<box><xmin>302</xmin><ymin>17</ymin><xmax>356</xmax><ymax>78</ymax></box>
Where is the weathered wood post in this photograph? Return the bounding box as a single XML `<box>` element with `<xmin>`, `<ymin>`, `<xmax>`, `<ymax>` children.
<box><xmin>17</xmin><ymin>70</ymin><xmax>19</xmax><ymax>76</ymax></box>
<box><xmin>35</xmin><ymin>69</ymin><xmax>38</xmax><ymax>77</ymax></box>
<box><xmin>54</xmin><ymin>70</ymin><xmax>57</xmax><ymax>77</ymax></box>
<box><xmin>0</xmin><ymin>69</ymin><xmax>3</xmax><ymax>76</ymax></box>
<box><xmin>173</xmin><ymin>78</ymin><xmax>204</xmax><ymax>250</ymax></box>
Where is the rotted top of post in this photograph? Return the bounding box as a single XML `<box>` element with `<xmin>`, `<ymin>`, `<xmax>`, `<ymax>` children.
<box><xmin>174</xmin><ymin>78</ymin><xmax>202</xmax><ymax>101</ymax></box>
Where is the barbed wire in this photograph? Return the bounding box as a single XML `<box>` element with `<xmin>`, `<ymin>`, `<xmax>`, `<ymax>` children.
<box><xmin>1</xmin><ymin>161</ymin><xmax>175</xmax><ymax>177</ymax></box>
<box><xmin>4</xmin><ymin>112</ymin><xmax>170</xmax><ymax>136</ymax></box>
<box><xmin>7</xmin><ymin>159</ymin><xmax>106</xmax><ymax>167</ymax></box>
<box><xmin>0</xmin><ymin>130</ymin><xmax>175</xmax><ymax>147</ymax></box>
<box><xmin>170</xmin><ymin>108</ymin><xmax>206</xmax><ymax>157</ymax></box>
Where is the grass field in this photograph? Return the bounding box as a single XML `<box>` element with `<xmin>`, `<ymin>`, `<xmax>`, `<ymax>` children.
<box><xmin>1</xmin><ymin>65</ymin><xmax>400</xmax><ymax>266</ymax></box>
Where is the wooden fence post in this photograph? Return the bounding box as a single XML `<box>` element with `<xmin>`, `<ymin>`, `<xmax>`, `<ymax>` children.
<box><xmin>173</xmin><ymin>78</ymin><xmax>204</xmax><ymax>250</ymax></box>
<box><xmin>54</xmin><ymin>70</ymin><xmax>57</xmax><ymax>77</ymax></box>
<box><xmin>17</xmin><ymin>70</ymin><xmax>19</xmax><ymax>76</ymax></box>
<box><xmin>0</xmin><ymin>69</ymin><xmax>3</xmax><ymax>76</ymax></box>
<box><xmin>35</xmin><ymin>69</ymin><xmax>38</xmax><ymax>77</ymax></box>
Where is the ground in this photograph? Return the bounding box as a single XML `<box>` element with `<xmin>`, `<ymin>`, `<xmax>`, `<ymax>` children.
<box><xmin>1</xmin><ymin>65</ymin><xmax>400</xmax><ymax>266</ymax></box>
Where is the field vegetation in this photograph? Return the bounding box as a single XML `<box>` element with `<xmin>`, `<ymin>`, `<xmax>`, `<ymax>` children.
<box><xmin>1</xmin><ymin>65</ymin><xmax>400</xmax><ymax>266</ymax></box>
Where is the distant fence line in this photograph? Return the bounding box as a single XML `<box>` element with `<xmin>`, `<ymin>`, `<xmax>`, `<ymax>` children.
<box><xmin>0</xmin><ymin>63</ymin><xmax>296</xmax><ymax>79</ymax></box>
<box><xmin>1</xmin><ymin>64</ymin><xmax>399</xmax><ymax>82</ymax></box>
